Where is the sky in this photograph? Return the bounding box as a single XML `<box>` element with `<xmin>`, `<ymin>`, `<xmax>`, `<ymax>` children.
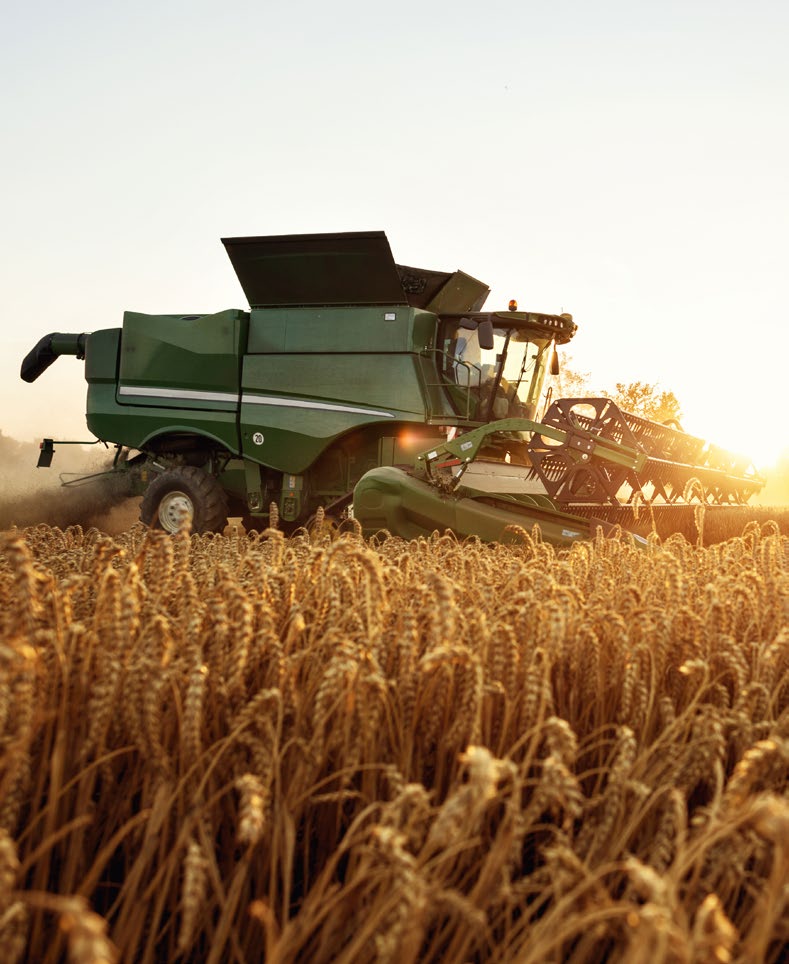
<box><xmin>2</xmin><ymin>0</ymin><xmax>787</xmax><ymax>479</ymax></box>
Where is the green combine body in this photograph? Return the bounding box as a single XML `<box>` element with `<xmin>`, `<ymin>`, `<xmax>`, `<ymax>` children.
<box><xmin>21</xmin><ymin>232</ymin><xmax>763</xmax><ymax>543</ymax></box>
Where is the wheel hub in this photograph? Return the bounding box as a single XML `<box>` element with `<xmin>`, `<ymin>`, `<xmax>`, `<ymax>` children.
<box><xmin>158</xmin><ymin>490</ymin><xmax>194</xmax><ymax>533</ymax></box>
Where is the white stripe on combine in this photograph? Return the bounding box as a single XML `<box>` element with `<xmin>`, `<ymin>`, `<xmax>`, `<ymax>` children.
<box><xmin>242</xmin><ymin>394</ymin><xmax>394</xmax><ymax>419</ymax></box>
<box><xmin>118</xmin><ymin>385</ymin><xmax>238</xmax><ymax>403</ymax></box>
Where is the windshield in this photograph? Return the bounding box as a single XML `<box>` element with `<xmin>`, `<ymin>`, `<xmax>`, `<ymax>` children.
<box><xmin>441</xmin><ymin>321</ymin><xmax>552</xmax><ymax>421</ymax></box>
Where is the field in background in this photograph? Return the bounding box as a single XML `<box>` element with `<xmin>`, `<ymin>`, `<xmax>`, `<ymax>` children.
<box><xmin>1</xmin><ymin>518</ymin><xmax>788</xmax><ymax>962</ymax></box>
<box><xmin>673</xmin><ymin>505</ymin><xmax>789</xmax><ymax>544</ymax></box>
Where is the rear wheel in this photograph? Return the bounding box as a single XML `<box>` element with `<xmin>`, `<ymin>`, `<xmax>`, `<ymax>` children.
<box><xmin>140</xmin><ymin>466</ymin><xmax>228</xmax><ymax>534</ymax></box>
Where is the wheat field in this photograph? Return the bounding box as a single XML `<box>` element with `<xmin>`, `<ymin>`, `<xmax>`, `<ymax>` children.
<box><xmin>1</xmin><ymin>518</ymin><xmax>788</xmax><ymax>963</ymax></box>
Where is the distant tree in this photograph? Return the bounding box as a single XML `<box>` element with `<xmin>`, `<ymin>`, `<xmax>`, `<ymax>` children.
<box><xmin>552</xmin><ymin>354</ymin><xmax>595</xmax><ymax>399</ymax></box>
<box><xmin>605</xmin><ymin>381</ymin><xmax>682</xmax><ymax>425</ymax></box>
<box><xmin>549</xmin><ymin>358</ymin><xmax>683</xmax><ymax>426</ymax></box>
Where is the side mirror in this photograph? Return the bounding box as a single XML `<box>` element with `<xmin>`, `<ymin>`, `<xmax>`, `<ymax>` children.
<box><xmin>550</xmin><ymin>344</ymin><xmax>560</xmax><ymax>375</ymax></box>
<box><xmin>477</xmin><ymin>319</ymin><xmax>494</xmax><ymax>351</ymax></box>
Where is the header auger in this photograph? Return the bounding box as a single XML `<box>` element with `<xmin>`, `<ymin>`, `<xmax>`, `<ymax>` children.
<box><xmin>21</xmin><ymin>231</ymin><xmax>763</xmax><ymax>544</ymax></box>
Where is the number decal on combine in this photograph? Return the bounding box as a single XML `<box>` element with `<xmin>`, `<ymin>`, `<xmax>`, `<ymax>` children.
<box><xmin>252</xmin><ymin>432</ymin><xmax>264</xmax><ymax>445</ymax></box>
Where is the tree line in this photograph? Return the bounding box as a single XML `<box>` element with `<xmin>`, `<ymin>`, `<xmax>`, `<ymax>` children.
<box><xmin>552</xmin><ymin>357</ymin><xmax>682</xmax><ymax>425</ymax></box>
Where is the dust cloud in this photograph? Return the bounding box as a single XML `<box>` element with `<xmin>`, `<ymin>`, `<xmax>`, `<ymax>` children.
<box><xmin>0</xmin><ymin>431</ymin><xmax>141</xmax><ymax>535</ymax></box>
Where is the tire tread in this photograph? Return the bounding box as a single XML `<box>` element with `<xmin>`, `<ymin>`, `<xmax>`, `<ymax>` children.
<box><xmin>140</xmin><ymin>465</ymin><xmax>229</xmax><ymax>533</ymax></box>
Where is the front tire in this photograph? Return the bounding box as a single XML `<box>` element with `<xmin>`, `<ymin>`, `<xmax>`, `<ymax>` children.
<box><xmin>140</xmin><ymin>466</ymin><xmax>228</xmax><ymax>534</ymax></box>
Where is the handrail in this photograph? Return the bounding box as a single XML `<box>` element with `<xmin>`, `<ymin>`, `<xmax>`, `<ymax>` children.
<box><xmin>420</xmin><ymin>348</ymin><xmax>482</xmax><ymax>420</ymax></box>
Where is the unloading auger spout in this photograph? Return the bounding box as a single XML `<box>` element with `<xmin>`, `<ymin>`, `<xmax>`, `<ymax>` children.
<box><xmin>20</xmin><ymin>333</ymin><xmax>88</xmax><ymax>383</ymax></box>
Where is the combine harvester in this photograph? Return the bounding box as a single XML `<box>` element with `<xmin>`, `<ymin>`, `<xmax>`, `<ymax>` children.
<box><xmin>21</xmin><ymin>232</ymin><xmax>762</xmax><ymax>545</ymax></box>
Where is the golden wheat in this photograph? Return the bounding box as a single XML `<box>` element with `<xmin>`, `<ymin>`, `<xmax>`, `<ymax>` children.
<box><xmin>0</xmin><ymin>517</ymin><xmax>787</xmax><ymax>962</ymax></box>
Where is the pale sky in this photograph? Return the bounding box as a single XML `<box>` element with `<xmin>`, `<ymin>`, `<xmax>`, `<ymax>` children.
<box><xmin>3</xmin><ymin>0</ymin><xmax>787</xmax><ymax>472</ymax></box>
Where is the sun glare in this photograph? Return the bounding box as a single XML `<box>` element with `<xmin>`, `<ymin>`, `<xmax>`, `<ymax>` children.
<box><xmin>680</xmin><ymin>394</ymin><xmax>782</xmax><ymax>474</ymax></box>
